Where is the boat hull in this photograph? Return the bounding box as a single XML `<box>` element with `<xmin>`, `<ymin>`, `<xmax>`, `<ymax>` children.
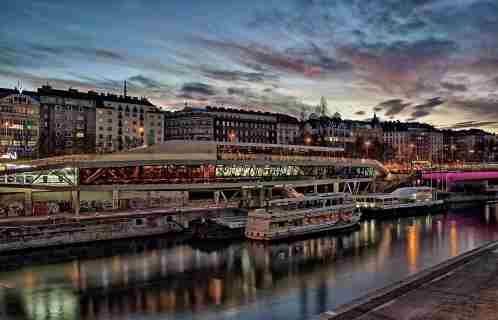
<box><xmin>0</xmin><ymin>213</ymin><xmax>185</xmax><ymax>253</ymax></box>
<box><xmin>190</xmin><ymin>220</ymin><xmax>245</xmax><ymax>240</ymax></box>
<box><xmin>246</xmin><ymin>219</ymin><xmax>360</xmax><ymax>241</ymax></box>
<box><xmin>360</xmin><ymin>201</ymin><xmax>446</xmax><ymax>220</ymax></box>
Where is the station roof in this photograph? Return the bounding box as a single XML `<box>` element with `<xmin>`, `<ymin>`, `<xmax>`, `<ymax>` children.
<box><xmin>1</xmin><ymin>141</ymin><xmax>386</xmax><ymax>175</ymax></box>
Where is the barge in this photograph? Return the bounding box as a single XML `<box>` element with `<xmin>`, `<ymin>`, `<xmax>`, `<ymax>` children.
<box><xmin>245</xmin><ymin>192</ymin><xmax>361</xmax><ymax>241</ymax></box>
<box><xmin>354</xmin><ymin>187</ymin><xmax>445</xmax><ymax>220</ymax></box>
<box><xmin>0</xmin><ymin>211</ymin><xmax>184</xmax><ymax>253</ymax></box>
<box><xmin>190</xmin><ymin>215</ymin><xmax>247</xmax><ymax>240</ymax></box>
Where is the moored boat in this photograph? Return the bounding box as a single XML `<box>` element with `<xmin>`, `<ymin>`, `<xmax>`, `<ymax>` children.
<box><xmin>190</xmin><ymin>215</ymin><xmax>247</xmax><ymax>240</ymax></box>
<box><xmin>0</xmin><ymin>211</ymin><xmax>185</xmax><ymax>253</ymax></box>
<box><xmin>245</xmin><ymin>192</ymin><xmax>361</xmax><ymax>241</ymax></box>
<box><xmin>354</xmin><ymin>187</ymin><xmax>445</xmax><ymax>219</ymax></box>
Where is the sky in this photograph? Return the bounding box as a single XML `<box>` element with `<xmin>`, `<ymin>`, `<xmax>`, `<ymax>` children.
<box><xmin>2</xmin><ymin>0</ymin><xmax>498</xmax><ymax>131</ymax></box>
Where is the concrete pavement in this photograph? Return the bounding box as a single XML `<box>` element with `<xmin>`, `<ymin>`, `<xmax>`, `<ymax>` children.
<box><xmin>321</xmin><ymin>241</ymin><xmax>498</xmax><ymax>320</ymax></box>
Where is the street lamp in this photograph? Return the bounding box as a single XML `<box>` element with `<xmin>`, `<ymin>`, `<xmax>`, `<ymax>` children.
<box><xmin>305</xmin><ymin>136</ymin><xmax>312</xmax><ymax>145</ymax></box>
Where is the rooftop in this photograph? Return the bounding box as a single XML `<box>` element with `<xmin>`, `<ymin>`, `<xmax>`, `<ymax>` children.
<box><xmin>37</xmin><ymin>85</ymin><xmax>155</xmax><ymax>107</ymax></box>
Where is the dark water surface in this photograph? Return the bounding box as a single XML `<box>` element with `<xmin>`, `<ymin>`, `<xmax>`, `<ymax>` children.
<box><xmin>2</xmin><ymin>203</ymin><xmax>498</xmax><ymax>320</ymax></box>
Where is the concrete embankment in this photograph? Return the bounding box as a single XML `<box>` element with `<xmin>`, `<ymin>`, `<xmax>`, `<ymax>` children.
<box><xmin>441</xmin><ymin>193</ymin><xmax>495</xmax><ymax>205</ymax></box>
<box><xmin>319</xmin><ymin>240</ymin><xmax>498</xmax><ymax>320</ymax></box>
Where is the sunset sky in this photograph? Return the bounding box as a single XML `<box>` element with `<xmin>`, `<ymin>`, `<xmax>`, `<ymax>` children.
<box><xmin>2</xmin><ymin>0</ymin><xmax>498</xmax><ymax>130</ymax></box>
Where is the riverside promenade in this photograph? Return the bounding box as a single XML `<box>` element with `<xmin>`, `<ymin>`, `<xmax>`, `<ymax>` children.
<box><xmin>320</xmin><ymin>241</ymin><xmax>498</xmax><ymax>320</ymax></box>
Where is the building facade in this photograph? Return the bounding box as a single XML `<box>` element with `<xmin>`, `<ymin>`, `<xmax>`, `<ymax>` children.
<box><xmin>452</xmin><ymin>129</ymin><xmax>497</xmax><ymax>162</ymax></box>
<box><xmin>0</xmin><ymin>89</ymin><xmax>40</xmax><ymax>159</ymax></box>
<box><xmin>207</xmin><ymin>106</ymin><xmax>278</xmax><ymax>144</ymax></box>
<box><xmin>95</xmin><ymin>94</ymin><xmax>163</xmax><ymax>153</ymax></box>
<box><xmin>383</xmin><ymin>122</ymin><xmax>444</xmax><ymax>163</ymax></box>
<box><xmin>38</xmin><ymin>86</ymin><xmax>97</xmax><ymax>157</ymax></box>
<box><xmin>163</xmin><ymin>107</ymin><xmax>301</xmax><ymax>145</ymax></box>
<box><xmin>276</xmin><ymin>114</ymin><xmax>301</xmax><ymax>145</ymax></box>
<box><xmin>303</xmin><ymin>114</ymin><xmax>354</xmax><ymax>149</ymax></box>
<box><xmin>164</xmin><ymin>107</ymin><xmax>214</xmax><ymax>141</ymax></box>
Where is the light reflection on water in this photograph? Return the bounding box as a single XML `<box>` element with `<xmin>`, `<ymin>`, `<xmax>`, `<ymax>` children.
<box><xmin>1</xmin><ymin>203</ymin><xmax>498</xmax><ymax>320</ymax></box>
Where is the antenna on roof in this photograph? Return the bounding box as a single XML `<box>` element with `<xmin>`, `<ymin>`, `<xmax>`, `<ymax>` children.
<box><xmin>124</xmin><ymin>80</ymin><xmax>127</xmax><ymax>97</ymax></box>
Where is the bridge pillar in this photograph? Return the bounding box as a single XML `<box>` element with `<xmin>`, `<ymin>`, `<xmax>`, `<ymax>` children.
<box><xmin>333</xmin><ymin>182</ymin><xmax>340</xmax><ymax>193</ymax></box>
<box><xmin>314</xmin><ymin>184</ymin><xmax>318</xmax><ymax>193</ymax></box>
<box><xmin>259</xmin><ymin>187</ymin><xmax>265</xmax><ymax>207</ymax></box>
<box><xmin>112</xmin><ymin>189</ymin><xmax>120</xmax><ymax>210</ymax></box>
<box><xmin>24</xmin><ymin>190</ymin><xmax>33</xmax><ymax>216</ymax></box>
<box><xmin>214</xmin><ymin>191</ymin><xmax>220</xmax><ymax>205</ymax></box>
<box><xmin>72</xmin><ymin>190</ymin><xmax>80</xmax><ymax>216</ymax></box>
<box><xmin>241</xmin><ymin>188</ymin><xmax>249</xmax><ymax>208</ymax></box>
<box><xmin>145</xmin><ymin>191</ymin><xmax>152</xmax><ymax>207</ymax></box>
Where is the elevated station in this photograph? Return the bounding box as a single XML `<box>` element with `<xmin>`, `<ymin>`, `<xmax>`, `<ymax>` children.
<box><xmin>0</xmin><ymin>141</ymin><xmax>387</xmax><ymax>217</ymax></box>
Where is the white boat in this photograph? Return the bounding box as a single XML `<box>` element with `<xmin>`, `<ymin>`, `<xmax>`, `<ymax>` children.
<box><xmin>354</xmin><ymin>187</ymin><xmax>445</xmax><ymax>219</ymax></box>
<box><xmin>245</xmin><ymin>192</ymin><xmax>361</xmax><ymax>241</ymax></box>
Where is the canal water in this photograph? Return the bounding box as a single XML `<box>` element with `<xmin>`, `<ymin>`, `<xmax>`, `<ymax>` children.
<box><xmin>2</xmin><ymin>203</ymin><xmax>498</xmax><ymax>320</ymax></box>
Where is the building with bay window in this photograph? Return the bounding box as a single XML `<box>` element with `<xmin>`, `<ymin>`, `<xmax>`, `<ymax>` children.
<box><xmin>0</xmin><ymin>88</ymin><xmax>40</xmax><ymax>159</ymax></box>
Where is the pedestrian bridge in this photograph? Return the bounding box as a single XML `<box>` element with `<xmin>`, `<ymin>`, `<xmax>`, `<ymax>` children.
<box><xmin>422</xmin><ymin>170</ymin><xmax>498</xmax><ymax>191</ymax></box>
<box><xmin>0</xmin><ymin>140</ymin><xmax>388</xmax><ymax>191</ymax></box>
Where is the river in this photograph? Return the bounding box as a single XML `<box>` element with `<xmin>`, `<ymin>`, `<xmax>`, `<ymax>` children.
<box><xmin>1</xmin><ymin>203</ymin><xmax>498</xmax><ymax>320</ymax></box>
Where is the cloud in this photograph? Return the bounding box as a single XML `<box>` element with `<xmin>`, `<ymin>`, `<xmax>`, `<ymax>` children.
<box><xmin>227</xmin><ymin>87</ymin><xmax>251</xmax><ymax>96</ymax></box>
<box><xmin>413</xmin><ymin>97</ymin><xmax>445</xmax><ymax>110</ymax></box>
<box><xmin>201</xmin><ymin>67</ymin><xmax>277</xmax><ymax>82</ymax></box>
<box><xmin>128</xmin><ymin>75</ymin><xmax>164</xmax><ymax>89</ymax></box>
<box><xmin>440</xmin><ymin>82</ymin><xmax>467</xmax><ymax>92</ymax></box>
<box><xmin>409</xmin><ymin>110</ymin><xmax>431</xmax><ymax>120</ymax></box>
<box><xmin>0</xmin><ymin>69</ymin><xmax>122</xmax><ymax>92</ymax></box>
<box><xmin>26</xmin><ymin>43</ymin><xmax>127</xmax><ymax>62</ymax></box>
<box><xmin>179</xmin><ymin>82</ymin><xmax>216</xmax><ymax>96</ymax></box>
<box><xmin>337</xmin><ymin>38</ymin><xmax>457</xmax><ymax>97</ymax></box>
<box><xmin>443</xmin><ymin>120</ymin><xmax>498</xmax><ymax>130</ymax></box>
<box><xmin>375</xmin><ymin>99</ymin><xmax>411</xmax><ymax>117</ymax></box>
<box><xmin>450</xmin><ymin>98</ymin><xmax>498</xmax><ymax>118</ymax></box>
<box><xmin>355</xmin><ymin>110</ymin><xmax>366</xmax><ymax>116</ymax></box>
<box><xmin>198</xmin><ymin>38</ymin><xmax>352</xmax><ymax>78</ymax></box>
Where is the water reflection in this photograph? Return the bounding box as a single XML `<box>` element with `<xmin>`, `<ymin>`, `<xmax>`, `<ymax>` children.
<box><xmin>1</xmin><ymin>204</ymin><xmax>498</xmax><ymax>320</ymax></box>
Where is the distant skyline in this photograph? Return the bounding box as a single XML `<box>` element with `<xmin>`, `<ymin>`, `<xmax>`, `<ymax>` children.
<box><xmin>2</xmin><ymin>0</ymin><xmax>498</xmax><ymax>131</ymax></box>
